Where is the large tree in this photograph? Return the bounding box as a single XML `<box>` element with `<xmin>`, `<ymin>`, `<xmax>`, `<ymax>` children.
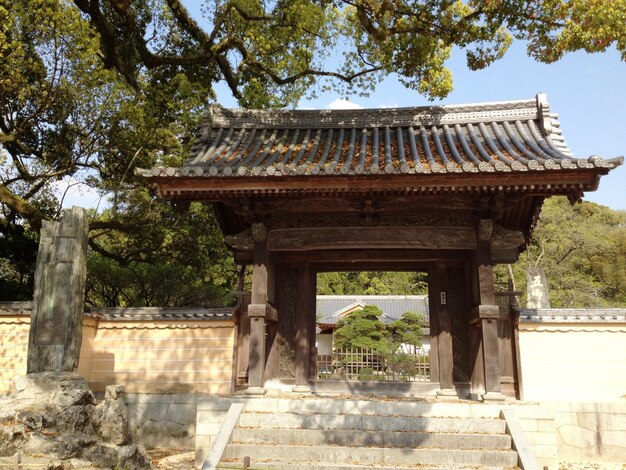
<box><xmin>497</xmin><ymin>197</ymin><xmax>626</xmax><ymax>308</ymax></box>
<box><xmin>0</xmin><ymin>0</ymin><xmax>221</xmax><ymax>303</ymax></box>
<box><xmin>1</xmin><ymin>0</ymin><xmax>624</xmax><ymax>304</ymax></box>
<box><xmin>68</xmin><ymin>0</ymin><xmax>626</xmax><ymax>104</ymax></box>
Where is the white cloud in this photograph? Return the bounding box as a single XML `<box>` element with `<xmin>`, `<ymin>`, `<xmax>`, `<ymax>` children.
<box><xmin>327</xmin><ymin>98</ymin><xmax>364</xmax><ymax>110</ymax></box>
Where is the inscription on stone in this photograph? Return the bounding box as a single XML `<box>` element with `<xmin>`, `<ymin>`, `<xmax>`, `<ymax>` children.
<box><xmin>526</xmin><ymin>267</ymin><xmax>551</xmax><ymax>309</ymax></box>
<box><xmin>28</xmin><ymin>207</ymin><xmax>89</xmax><ymax>373</ymax></box>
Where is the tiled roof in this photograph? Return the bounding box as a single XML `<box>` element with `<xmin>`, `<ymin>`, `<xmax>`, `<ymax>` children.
<box><xmin>0</xmin><ymin>301</ymin><xmax>32</xmax><ymax>315</ymax></box>
<box><xmin>0</xmin><ymin>303</ymin><xmax>233</xmax><ymax>321</ymax></box>
<box><xmin>316</xmin><ymin>295</ymin><xmax>429</xmax><ymax>326</ymax></box>
<box><xmin>88</xmin><ymin>307</ymin><xmax>233</xmax><ymax>321</ymax></box>
<box><xmin>519</xmin><ymin>308</ymin><xmax>626</xmax><ymax>323</ymax></box>
<box><xmin>137</xmin><ymin>94</ymin><xmax>622</xmax><ymax>180</ymax></box>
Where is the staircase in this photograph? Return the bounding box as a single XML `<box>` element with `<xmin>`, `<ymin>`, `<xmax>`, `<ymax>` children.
<box><xmin>215</xmin><ymin>397</ymin><xmax>520</xmax><ymax>470</ymax></box>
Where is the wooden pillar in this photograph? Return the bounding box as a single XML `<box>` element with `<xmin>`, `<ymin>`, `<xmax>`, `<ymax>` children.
<box><xmin>432</xmin><ymin>263</ymin><xmax>456</xmax><ymax>398</ymax></box>
<box><xmin>245</xmin><ymin>223</ymin><xmax>271</xmax><ymax>395</ymax></box>
<box><xmin>265</xmin><ymin>260</ymin><xmax>281</xmax><ymax>381</ymax></box>
<box><xmin>293</xmin><ymin>263</ymin><xmax>312</xmax><ymax>392</ymax></box>
<box><xmin>308</xmin><ymin>272</ymin><xmax>318</xmax><ymax>380</ymax></box>
<box><xmin>472</xmin><ymin>219</ymin><xmax>505</xmax><ymax>402</ymax></box>
<box><xmin>234</xmin><ymin>265</ymin><xmax>250</xmax><ymax>389</ymax></box>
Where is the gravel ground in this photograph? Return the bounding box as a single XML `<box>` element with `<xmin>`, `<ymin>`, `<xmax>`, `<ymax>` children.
<box><xmin>4</xmin><ymin>450</ymin><xmax>623</xmax><ymax>469</ymax></box>
<box><xmin>147</xmin><ymin>449</ymin><xmax>626</xmax><ymax>470</ymax></box>
<box><xmin>148</xmin><ymin>449</ymin><xmax>195</xmax><ymax>469</ymax></box>
<box><xmin>559</xmin><ymin>464</ymin><xmax>626</xmax><ymax>470</ymax></box>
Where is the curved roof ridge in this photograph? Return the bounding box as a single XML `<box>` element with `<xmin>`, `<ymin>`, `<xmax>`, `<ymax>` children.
<box><xmin>207</xmin><ymin>97</ymin><xmax>538</xmax><ymax>129</ymax></box>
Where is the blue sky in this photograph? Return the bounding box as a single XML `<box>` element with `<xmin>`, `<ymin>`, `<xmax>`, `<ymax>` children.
<box><xmin>210</xmin><ymin>37</ymin><xmax>626</xmax><ymax>211</ymax></box>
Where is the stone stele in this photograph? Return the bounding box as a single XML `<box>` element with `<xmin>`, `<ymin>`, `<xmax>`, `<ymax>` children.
<box><xmin>27</xmin><ymin>206</ymin><xmax>89</xmax><ymax>373</ymax></box>
<box><xmin>526</xmin><ymin>266</ymin><xmax>551</xmax><ymax>309</ymax></box>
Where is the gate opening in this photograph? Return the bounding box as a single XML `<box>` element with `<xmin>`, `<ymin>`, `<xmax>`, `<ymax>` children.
<box><xmin>315</xmin><ymin>271</ymin><xmax>430</xmax><ymax>382</ymax></box>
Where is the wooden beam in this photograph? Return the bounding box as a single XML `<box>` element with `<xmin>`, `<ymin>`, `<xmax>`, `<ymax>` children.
<box><xmin>152</xmin><ymin>169</ymin><xmax>605</xmax><ymax>198</ymax></box>
<box><xmin>275</xmin><ymin>249</ymin><xmax>470</xmax><ymax>267</ymax></box>
<box><xmin>266</xmin><ymin>226</ymin><xmax>476</xmax><ymax>251</ymax></box>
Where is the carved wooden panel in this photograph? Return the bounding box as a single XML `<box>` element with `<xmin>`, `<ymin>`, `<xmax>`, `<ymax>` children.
<box><xmin>277</xmin><ymin>266</ymin><xmax>298</xmax><ymax>378</ymax></box>
<box><xmin>268</xmin><ymin>208</ymin><xmax>478</xmax><ymax>230</ymax></box>
<box><xmin>448</xmin><ymin>266</ymin><xmax>471</xmax><ymax>382</ymax></box>
<box><xmin>267</xmin><ymin>226</ymin><xmax>476</xmax><ymax>251</ymax></box>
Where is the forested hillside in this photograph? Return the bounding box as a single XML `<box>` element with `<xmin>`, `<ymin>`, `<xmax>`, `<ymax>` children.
<box><xmin>503</xmin><ymin>197</ymin><xmax>626</xmax><ymax>308</ymax></box>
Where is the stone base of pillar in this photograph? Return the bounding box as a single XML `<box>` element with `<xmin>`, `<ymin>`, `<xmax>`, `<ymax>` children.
<box><xmin>482</xmin><ymin>391</ymin><xmax>506</xmax><ymax>402</ymax></box>
<box><xmin>292</xmin><ymin>385</ymin><xmax>312</xmax><ymax>394</ymax></box>
<box><xmin>244</xmin><ymin>386</ymin><xmax>267</xmax><ymax>396</ymax></box>
<box><xmin>436</xmin><ymin>388</ymin><xmax>459</xmax><ymax>400</ymax></box>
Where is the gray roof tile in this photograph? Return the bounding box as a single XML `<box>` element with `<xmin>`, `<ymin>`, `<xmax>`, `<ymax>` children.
<box><xmin>137</xmin><ymin>94</ymin><xmax>623</xmax><ymax>180</ymax></box>
<box><xmin>0</xmin><ymin>303</ymin><xmax>233</xmax><ymax>321</ymax></box>
<box><xmin>316</xmin><ymin>295</ymin><xmax>429</xmax><ymax>326</ymax></box>
<box><xmin>518</xmin><ymin>308</ymin><xmax>626</xmax><ymax>323</ymax></box>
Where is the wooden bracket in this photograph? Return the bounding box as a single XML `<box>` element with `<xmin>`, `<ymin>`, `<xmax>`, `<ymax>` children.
<box><xmin>247</xmin><ymin>303</ymin><xmax>266</xmax><ymax>317</ymax></box>
<box><xmin>470</xmin><ymin>304</ymin><xmax>501</xmax><ymax>320</ymax></box>
<box><xmin>266</xmin><ymin>303</ymin><xmax>279</xmax><ymax>323</ymax></box>
<box><xmin>247</xmin><ymin>302</ymin><xmax>279</xmax><ymax>323</ymax></box>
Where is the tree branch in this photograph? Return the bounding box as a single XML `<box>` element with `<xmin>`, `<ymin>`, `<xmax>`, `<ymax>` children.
<box><xmin>0</xmin><ymin>184</ymin><xmax>45</xmax><ymax>231</ymax></box>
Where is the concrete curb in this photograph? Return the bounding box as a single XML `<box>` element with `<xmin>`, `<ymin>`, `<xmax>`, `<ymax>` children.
<box><xmin>201</xmin><ymin>402</ymin><xmax>244</xmax><ymax>470</ymax></box>
<box><xmin>501</xmin><ymin>408</ymin><xmax>540</xmax><ymax>470</ymax></box>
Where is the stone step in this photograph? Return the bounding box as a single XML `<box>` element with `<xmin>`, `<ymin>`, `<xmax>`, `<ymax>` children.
<box><xmin>219</xmin><ymin>460</ymin><xmax>515</xmax><ymax>470</ymax></box>
<box><xmin>238</xmin><ymin>412</ymin><xmax>507</xmax><ymax>434</ymax></box>
<box><xmin>225</xmin><ymin>397</ymin><xmax>503</xmax><ymax>419</ymax></box>
<box><xmin>232</xmin><ymin>427</ymin><xmax>512</xmax><ymax>449</ymax></box>
<box><xmin>221</xmin><ymin>443</ymin><xmax>519</xmax><ymax>467</ymax></box>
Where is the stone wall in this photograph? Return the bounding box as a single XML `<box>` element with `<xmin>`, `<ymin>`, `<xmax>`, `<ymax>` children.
<box><xmin>513</xmin><ymin>404</ymin><xmax>559</xmax><ymax>470</ymax></box>
<box><xmin>554</xmin><ymin>402</ymin><xmax>626</xmax><ymax>463</ymax></box>
<box><xmin>512</xmin><ymin>402</ymin><xmax>626</xmax><ymax>468</ymax></box>
<box><xmin>195</xmin><ymin>396</ymin><xmax>245</xmax><ymax>465</ymax></box>
<box><xmin>125</xmin><ymin>393</ymin><xmax>199</xmax><ymax>449</ymax></box>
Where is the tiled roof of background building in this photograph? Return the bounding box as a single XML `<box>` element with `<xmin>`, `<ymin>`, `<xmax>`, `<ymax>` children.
<box><xmin>316</xmin><ymin>295</ymin><xmax>429</xmax><ymax>326</ymax></box>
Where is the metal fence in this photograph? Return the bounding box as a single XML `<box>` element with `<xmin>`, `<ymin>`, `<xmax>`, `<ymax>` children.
<box><xmin>317</xmin><ymin>347</ymin><xmax>430</xmax><ymax>382</ymax></box>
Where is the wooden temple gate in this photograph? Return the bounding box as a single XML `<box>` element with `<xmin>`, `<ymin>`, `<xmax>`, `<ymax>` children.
<box><xmin>138</xmin><ymin>94</ymin><xmax>621</xmax><ymax>401</ymax></box>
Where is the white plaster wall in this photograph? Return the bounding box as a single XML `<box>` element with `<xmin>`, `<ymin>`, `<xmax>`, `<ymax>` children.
<box><xmin>518</xmin><ymin>323</ymin><xmax>626</xmax><ymax>402</ymax></box>
<box><xmin>315</xmin><ymin>333</ymin><xmax>333</xmax><ymax>355</ymax></box>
